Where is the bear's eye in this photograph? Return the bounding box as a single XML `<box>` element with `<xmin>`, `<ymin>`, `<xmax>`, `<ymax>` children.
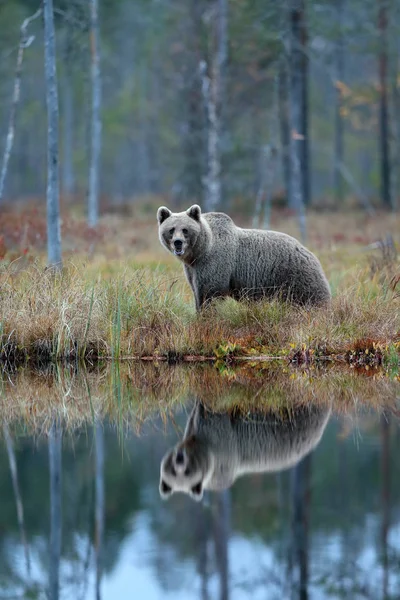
<box><xmin>182</xmin><ymin>228</ymin><xmax>188</xmax><ymax>235</ymax></box>
<box><xmin>169</xmin><ymin>228</ymin><xmax>175</xmax><ymax>235</ymax></box>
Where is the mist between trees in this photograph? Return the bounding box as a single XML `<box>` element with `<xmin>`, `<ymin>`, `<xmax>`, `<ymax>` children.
<box><xmin>0</xmin><ymin>0</ymin><xmax>398</xmax><ymax>234</ymax></box>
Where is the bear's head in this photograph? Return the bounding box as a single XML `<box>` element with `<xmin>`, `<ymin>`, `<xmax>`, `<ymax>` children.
<box><xmin>159</xmin><ymin>436</ymin><xmax>210</xmax><ymax>502</ymax></box>
<box><xmin>157</xmin><ymin>204</ymin><xmax>202</xmax><ymax>262</ymax></box>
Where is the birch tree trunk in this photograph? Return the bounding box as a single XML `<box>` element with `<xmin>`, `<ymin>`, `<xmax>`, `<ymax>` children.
<box><xmin>88</xmin><ymin>0</ymin><xmax>102</xmax><ymax>227</ymax></box>
<box><xmin>378</xmin><ymin>0</ymin><xmax>392</xmax><ymax>209</ymax></box>
<box><xmin>289</xmin><ymin>0</ymin><xmax>307</xmax><ymax>241</ymax></box>
<box><xmin>49</xmin><ymin>420</ymin><xmax>62</xmax><ymax>600</ymax></box>
<box><xmin>390</xmin><ymin>41</ymin><xmax>400</xmax><ymax>211</ymax></box>
<box><xmin>333</xmin><ymin>0</ymin><xmax>345</xmax><ymax>205</ymax></box>
<box><xmin>200</xmin><ymin>57</ymin><xmax>221</xmax><ymax>213</ymax></box>
<box><xmin>0</xmin><ymin>9</ymin><xmax>42</xmax><ymax>203</ymax></box>
<box><xmin>62</xmin><ymin>39</ymin><xmax>74</xmax><ymax>198</ymax></box>
<box><xmin>301</xmin><ymin>16</ymin><xmax>310</xmax><ymax>208</ymax></box>
<box><xmin>200</xmin><ymin>0</ymin><xmax>225</xmax><ymax>213</ymax></box>
<box><xmin>278</xmin><ymin>57</ymin><xmax>292</xmax><ymax>208</ymax></box>
<box><xmin>95</xmin><ymin>424</ymin><xmax>105</xmax><ymax>600</ymax></box>
<box><xmin>43</xmin><ymin>0</ymin><xmax>62</xmax><ymax>270</ymax></box>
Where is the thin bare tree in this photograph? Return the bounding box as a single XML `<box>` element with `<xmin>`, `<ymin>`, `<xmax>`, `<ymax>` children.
<box><xmin>333</xmin><ymin>0</ymin><xmax>345</xmax><ymax>205</ymax></box>
<box><xmin>88</xmin><ymin>0</ymin><xmax>102</xmax><ymax>227</ymax></box>
<box><xmin>62</xmin><ymin>24</ymin><xmax>75</xmax><ymax>199</ymax></box>
<box><xmin>378</xmin><ymin>0</ymin><xmax>392</xmax><ymax>209</ymax></box>
<box><xmin>200</xmin><ymin>56</ymin><xmax>221</xmax><ymax>212</ymax></box>
<box><xmin>200</xmin><ymin>0</ymin><xmax>226</xmax><ymax>212</ymax></box>
<box><xmin>0</xmin><ymin>8</ymin><xmax>42</xmax><ymax>203</ymax></box>
<box><xmin>288</xmin><ymin>0</ymin><xmax>308</xmax><ymax>241</ymax></box>
<box><xmin>43</xmin><ymin>0</ymin><xmax>62</xmax><ymax>269</ymax></box>
<box><xmin>278</xmin><ymin>56</ymin><xmax>292</xmax><ymax>208</ymax></box>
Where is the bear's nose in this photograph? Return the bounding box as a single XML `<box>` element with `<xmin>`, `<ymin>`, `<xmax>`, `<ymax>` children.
<box><xmin>176</xmin><ymin>448</ymin><xmax>185</xmax><ymax>465</ymax></box>
<box><xmin>174</xmin><ymin>239</ymin><xmax>183</xmax><ymax>249</ymax></box>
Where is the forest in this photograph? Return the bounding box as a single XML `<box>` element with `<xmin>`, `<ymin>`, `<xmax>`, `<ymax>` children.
<box><xmin>1</xmin><ymin>0</ymin><xmax>400</xmax><ymax>216</ymax></box>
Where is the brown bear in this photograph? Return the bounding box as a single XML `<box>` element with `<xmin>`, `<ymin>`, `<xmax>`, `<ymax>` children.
<box><xmin>159</xmin><ymin>401</ymin><xmax>331</xmax><ymax>501</ymax></box>
<box><xmin>157</xmin><ymin>205</ymin><xmax>331</xmax><ymax>310</ymax></box>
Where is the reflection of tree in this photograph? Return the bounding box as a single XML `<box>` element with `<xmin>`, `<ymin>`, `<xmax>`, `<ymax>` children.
<box><xmin>290</xmin><ymin>454</ymin><xmax>311</xmax><ymax>600</ymax></box>
<box><xmin>2</xmin><ymin>413</ymin><xmax>400</xmax><ymax>598</ymax></box>
<box><xmin>380</xmin><ymin>413</ymin><xmax>390</xmax><ymax>600</ymax></box>
<box><xmin>49</xmin><ymin>419</ymin><xmax>62</xmax><ymax>600</ymax></box>
<box><xmin>3</xmin><ymin>423</ymin><xmax>31</xmax><ymax>577</ymax></box>
<box><xmin>196</xmin><ymin>498</ymin><xmax>211</xmax><ymax>600</ymax></box>
<box><xmin>95</xmin><ymin>423</ymin><xmax>105</xmax><ymax>600</ymax></box>
<box><xmin>212</xmin><ymin>490</ymin><xmax>230</xmax><ymax>600</ymax></box>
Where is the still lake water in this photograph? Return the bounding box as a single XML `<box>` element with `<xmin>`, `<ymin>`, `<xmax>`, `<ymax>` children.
<box><xmin>0</xmin><ymin>363</ymin><xmax>399</xmax><ymax>600</ymax></box>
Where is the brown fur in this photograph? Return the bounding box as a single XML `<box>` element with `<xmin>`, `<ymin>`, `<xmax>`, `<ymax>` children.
<box><xmin>160</xmin><ymin>401</ymin><xmax>331</xmax><ymax>501</ymax></box>
<box><xmin>157</xmin><ymin>205</ymin><xmax>331</xmax><ymax>310</ymax></box>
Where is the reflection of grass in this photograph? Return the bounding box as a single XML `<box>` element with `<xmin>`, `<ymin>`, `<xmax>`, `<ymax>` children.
<box><xmin>0</xmin><ymin>361</ymin><xmax>398</xmax><ymax>434</ymax></box>
<box><xmin>0</xmin><ymin>209</ymin><xmax>399</xmax><ymax>366</ymax></box>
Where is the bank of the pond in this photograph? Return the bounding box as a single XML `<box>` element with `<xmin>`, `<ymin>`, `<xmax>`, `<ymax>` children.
<box><xmin>0</xmin><ymin>261</ymin><xmax>399</xmax><ymax>368</ymax></box>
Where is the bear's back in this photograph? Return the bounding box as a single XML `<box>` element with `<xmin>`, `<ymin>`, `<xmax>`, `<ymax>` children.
<box><xmin>192</xmin><ymin>404</ymin><xmax>330</xmax><ymax>490</ymax></box>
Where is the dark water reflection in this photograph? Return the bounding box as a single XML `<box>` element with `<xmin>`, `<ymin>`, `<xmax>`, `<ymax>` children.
<box><xmin>0</xmin><ymin>363</ymin><xmax>400</xmax><ymax>599</ymax></box>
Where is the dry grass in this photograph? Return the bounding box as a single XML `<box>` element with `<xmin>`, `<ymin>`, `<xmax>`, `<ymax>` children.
<box><xmin>0</xmin><ymin>205</ymin><xmax>399</xmax><ymax>365</ymax></box>
<box><xmin>0</xmin><ymin>258</ymin><xmax>398</xmax><ymax>365</ymax></box>
<box><xmin>0</xmin><ymin>361</ymin><xmax>398</xmax><ymax>434</ymax></box>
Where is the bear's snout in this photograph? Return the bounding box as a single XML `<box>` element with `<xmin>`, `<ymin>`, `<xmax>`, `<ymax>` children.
<box><xmin>174</xmin><ymin>239</ymin><xmax>183</xmax><ymax>250</ymax></box>
<box><xmin>173</xmin><ymin>239</ymin><xmax>185</xmax><ymax>256</ymax></box>
<box><xmin>173</xmin><ymin>447</ymin><xmax>188</xmax><ymax>472</ymax></box>
<box><xmin>176</xmin><ymin>449</ymin><xmax>185</xmax><ymax>465</ymax></box>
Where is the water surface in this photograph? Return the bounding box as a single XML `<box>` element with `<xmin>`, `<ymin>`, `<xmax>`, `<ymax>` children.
<box><xmin>0</xmin><ymin>362</ymin><xmax>399</xmax><ymax>599</ymax></box>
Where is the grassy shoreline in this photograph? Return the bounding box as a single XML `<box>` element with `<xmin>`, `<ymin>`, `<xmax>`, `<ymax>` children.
<box><xmin>0</xmin><ymin>259</ymin><xmax>398</xmax><ymax>368</ymax></box>
<box><xmin>0</xmin><ymin>208</ymin><xmax>399</xmax><ymax>368</ymax></box>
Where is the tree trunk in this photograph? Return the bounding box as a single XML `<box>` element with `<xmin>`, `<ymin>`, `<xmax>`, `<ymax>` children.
<box><xmin>201</xmin><ymin>0</ymin><xmax>225</xmax><ymax>213</ymax></box>
<box><xmin>43</xmin><ymin>0</ymin><xmax>62</xmax><ymax>270</ymax></box>
<box><xmin>88</xmin><ymin>0</ymin><xmax>102</xmax><ymax>227</ymax></box>
<box><xmin>49</xmin><ymin>420</ymin><xmax>62</xmax><ymax>600</ymax></box>
<box><xmin>378</xmin><ymin>0</ymin><xmax>392</xmax><ymax>209</ymax></box>
<box><xmin>200</xmin><ymin>56</ymin><xmax>221</xmax><ymax>212</ymax></box>
<box><xmin>300</xmin><ymin>13</ymin><xmax>310</xmax><ymax>208</ymax></box>
<box><xmin>62</xmin><ymin>46</ymin><xmax>74</xmax><ymax>199</ymax></box>
<box><xmin>289</xmin><ymin>0</ymin><xmax>307</xmax><ymax>241</ymax></box>
<box><xmin>390</xmin><ymin>42</ymin><xmax>399</xmax><ymax>211</ymax></box>
<box><xmin>0</xmin><ymin>9</ymin><xmax>42</xmax><ymax>203</ymax></box>
<box><xmin>333</xmin><ymin>0</ymin><xmax>345</xmax><ymax>205</ymax></box>
<box><xmin>95</xmin><ymin>424</ymin><xmax>105</xmax><ymax>600</ymax></box>
<box><xmin>217</xmin><ymin>0</ymin><xmax>228</xmax><ymax>204</ymax></box>
<box><xmin>278</xmin><ymin>58</ymin><xmax>292</xmax><ymax>208</ymax></box>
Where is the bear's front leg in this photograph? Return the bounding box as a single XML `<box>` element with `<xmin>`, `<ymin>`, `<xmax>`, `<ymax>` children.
<box><xmin>195</xmin><ymin>281</ymin><xmax>229</xmax><ymax>311</ymax></box>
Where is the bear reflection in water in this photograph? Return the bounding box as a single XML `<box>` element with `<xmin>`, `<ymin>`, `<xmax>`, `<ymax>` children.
<box><xmin>160</xmin><ymin>401</ymin><xmax>331</xmax><ymax>501</ymax></box>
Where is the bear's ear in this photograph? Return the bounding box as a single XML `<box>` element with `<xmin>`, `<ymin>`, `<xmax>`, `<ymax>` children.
<box><xmin>190</xmin><ymin>481</ymin><xmax>204</xmax><ymax>502</ymax></box>
<box><xmin>159</xmin><ymin>479</ymin><xmax>173</xmax><ymax>500</ymax></box>
<box><xmin>186</xmin><ymin>204</ymin><xmax>201</xmax><ymax>222</ymax></box>
<box><xmin>157</xmin><ymin>206</ymin><xmax>172</xmax><ymax>225</ymax></box>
